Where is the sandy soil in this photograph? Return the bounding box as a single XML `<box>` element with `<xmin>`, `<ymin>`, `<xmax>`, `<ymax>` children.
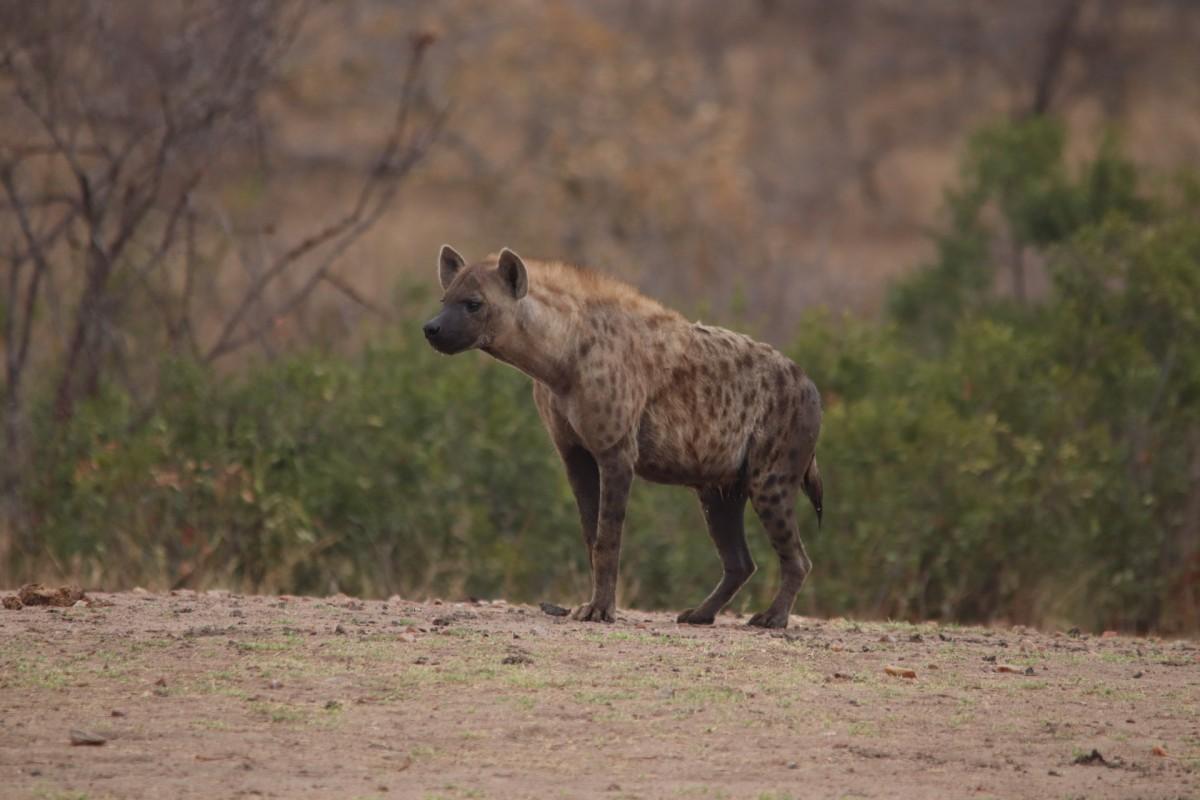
<box><xmin>1</xmin><ymin>589</ymin><xmax>1197</xmax><ymax>800</ymax></box>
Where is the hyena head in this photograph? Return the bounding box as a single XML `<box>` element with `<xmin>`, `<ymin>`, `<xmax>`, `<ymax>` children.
<box><xmin>423</xmin><ymin>244</ymin><xmax>528</xmax><ymax>355</ymax></box>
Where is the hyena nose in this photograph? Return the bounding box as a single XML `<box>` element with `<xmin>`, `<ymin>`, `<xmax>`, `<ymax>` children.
<box><xmin>423</xmin><ymin>321</ymin><xmax>440</xmax><ymax>340</ymax></box>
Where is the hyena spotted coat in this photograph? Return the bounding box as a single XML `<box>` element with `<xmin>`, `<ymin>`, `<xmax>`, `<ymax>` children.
<box><xmin>424</xmin><ymin>246</ymin><xmax>822</xmax><ymax>629</ymax></box>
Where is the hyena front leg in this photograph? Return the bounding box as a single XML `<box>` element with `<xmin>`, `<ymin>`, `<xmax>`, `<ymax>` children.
<box><xmin>677</xmin><ymin>487</ymin><xmax>755</xmax><ymax>625</ymax></box>
<box><xmin>571</xmin><ymin>446</ymin><xmax>634</xmax><ymax>623</ymax></box>
<box><xmin>560</xmin><ymin>446</ymin><xmax>600</xmax><ymax>569</ymax></box>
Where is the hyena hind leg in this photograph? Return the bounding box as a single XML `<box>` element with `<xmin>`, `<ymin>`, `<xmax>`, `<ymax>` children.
<box><xmin>747</xmin><ymin>477</ymin><xmax>812</xmax><ymax>630</ymax></box>
<box><xmin>677</xmin><ymin>487</ymin><xmax>755</xmax><ymax>625</ymax></box>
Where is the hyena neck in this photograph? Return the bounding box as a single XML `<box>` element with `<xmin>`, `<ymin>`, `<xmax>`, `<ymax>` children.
<box><xmin>483</xmin><ymin>296</ymin><xmax>577</xmax><ymax>394</ymax></box>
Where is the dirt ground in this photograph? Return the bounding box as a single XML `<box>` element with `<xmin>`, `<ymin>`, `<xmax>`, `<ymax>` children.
<box><xmin>1</xmin><ymin>590</ymin><xmax>1197</xmax><ymax>800</ymax></box>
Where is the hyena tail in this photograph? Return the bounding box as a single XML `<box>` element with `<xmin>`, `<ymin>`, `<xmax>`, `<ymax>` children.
<box><xmin>801</xmin><ymin>455</ymin><xmax>823</xmax><ymax>528</ymax></box>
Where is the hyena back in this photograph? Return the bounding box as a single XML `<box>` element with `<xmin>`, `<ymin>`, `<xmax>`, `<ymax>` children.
<box><xmin>424</xmin><ymin>245</ymin><xmax>822</xmax><ymax>629</ymax></box>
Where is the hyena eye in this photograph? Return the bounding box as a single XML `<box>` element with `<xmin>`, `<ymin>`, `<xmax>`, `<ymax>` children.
<box><xmin>464</xmin><ymin>300</ymin><xmax>483</xmax><ymax>313</ymax></box>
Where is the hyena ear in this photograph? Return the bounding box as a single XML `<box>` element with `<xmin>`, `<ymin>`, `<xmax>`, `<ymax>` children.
<box><xmin>438</xmin><ymin>244</ymin><xmax>466</xmax><ymax>289</ymax></box>
<box><xmin>497</xmin><ymin>247</ymin><xmax>528</xmax><ymax>299</ymax></box>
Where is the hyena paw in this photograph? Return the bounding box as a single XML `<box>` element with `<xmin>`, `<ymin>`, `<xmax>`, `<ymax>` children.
<box><xmin>676</xmin><ymin>608</ymin><xmax>715</xmax><ymax>625</ymax></box>
<box><xmin>571</xmin><ymin>602</ymin><xmax>615</xmax><ymax>623</ymax></box>
<box><xmin>747</xmin><ymin>610</ymin><xmax>790</xmax><ymax>629</ymax></box>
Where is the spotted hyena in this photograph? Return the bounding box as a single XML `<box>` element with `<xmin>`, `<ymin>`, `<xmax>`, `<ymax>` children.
<box><xmin>423</xmin><ymin>246</ymin><xmax>822</xmax><ymax>628</ymax></box>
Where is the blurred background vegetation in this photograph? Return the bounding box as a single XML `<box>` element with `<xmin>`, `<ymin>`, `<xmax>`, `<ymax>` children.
<box><xmin>2</xmin><ymin>1</ymin><xmax>1198</xmax><ymax>633</ymax></box>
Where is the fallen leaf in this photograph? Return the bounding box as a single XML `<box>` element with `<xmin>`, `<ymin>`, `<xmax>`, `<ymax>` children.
<box><xmin>1101</xmin><ymin>630</ymin><xmax>1119</xmax><ymax>638</ymax></box>
<box><xmin>1152</xmin><ymin>745</ymin><xmax>1168</xmax><ymax>757</ymax></box>
<box><xmin>884</xmin><ymin>665</ymin><xmax>916</xmax><ymax>679</ymax></box>
<box><xmin>994</xmin><ymin>664</ymin><xmax>1024</xmax><ymax>673</ymax></box>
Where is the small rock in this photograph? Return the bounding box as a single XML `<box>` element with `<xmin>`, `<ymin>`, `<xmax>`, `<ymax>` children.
<box><xmin>110</xmin><ymin>709</ymin><xmax>126</xmax><ymax>718</ymax></box>
<box><xmin>909</xmin><ymin>633</ymin><xmax>923</xmax><ymax>642</ymax></box>
<box><xmin>334</xmin><ymin>624</ymin><xmax>347</xmax><ymax>635</ymax></box>
<box><xmin>1073</xmin><ymin>749</ymin><xmax>1108</xmax><ymax>767</ymax></box>
<box><xmin>1048</xmin><ymin>769</ymin><xmax>1061</xmax><ymax>777</ymax></box>
<box><xmin>324</xmin><ymin>700</ymin><xmax>342</xmax><ymax>710</ymax></box>
<box><xmin>268</xmin><ymin>679</ymin><xmax>282</xmax><ymax>690</ymax></box>
<box><xmin>884</xmin><ymin>665</ymin><xmax>916</xmax><ymax>679</ymax></box>
<box><xmin>787</xmin><ymin>761</ymin><xmax>799</xmax><ymax>769</ymax></box>
<box><xmin>70</xmin><ymin>729</ymin><xmax>106</xmax><ymax>746</ymax></box>
<box><xmin>878</xmin><ymin>634</ymin><xmax>896</xmax><ymax>643</ymax></box>
<box><xmin>538</xmin><ymin>602</ymin><xmax>570</xmax><ymax>617</ymax></box>
<box><xmin>1133</xmin><ymin>671</ymin><xmax>1144</xmax><ymax>679</ymax></box>
<box><xmin>154</xmin><ymin>677</ymin><xmax>168</xmax><ymax>687</ymax></box>
<box><xmin>2</xmin><ymin>595</ymin><xmax>22</xmax><ymax>610</ymax></box>
<box><xmin>1067</xmin><ymin>627</ymin><xmax>1082</xmax><ymax>638</ymax></box>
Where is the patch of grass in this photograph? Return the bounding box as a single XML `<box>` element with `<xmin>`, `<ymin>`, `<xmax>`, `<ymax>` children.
<box><xmin>233</xmin><ymin>635</ymin><xmax>300</xmax><ymax>653</ymax></box>
<box><xmin>572</xmin><ymin>687</ymin><xmax>638</xmax><ymax>705</ymax></box>
<box><xmin>192</xmin><ymin>718</ymin><xmax>231</xmax><ymax>731</ymax></box>
<box><xmin>501</xmin><ymin>669</ymin><xmax>566</xmax><ymax>691</ymax></box>
<box><xmin>847</xmin><ymin>721</ymin><xmax>880</xmax><ymax>737</ymax></box>
<box><xmin>249</xmin><ymin>700</ymin><xmax>308</xmax><ymax>724</ymax></box>
<box><xmin>33</xmin><ymin>789</ymin><xmax>93</xmax><ymax>800</ymax></box>
<box><xmin>1080</xmin><ymin>683</ymin><xmax>1145</xmax><ymax>702</ymax></box>
<box><xmin>2</xmin><ymin>657</ymin><xmax>74</xmax><ymax>690</ymax></box>
<box><xmin>508</xmin><ymin>696</ymin><xmax>536</xmax><ymax>711</ymax></box>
